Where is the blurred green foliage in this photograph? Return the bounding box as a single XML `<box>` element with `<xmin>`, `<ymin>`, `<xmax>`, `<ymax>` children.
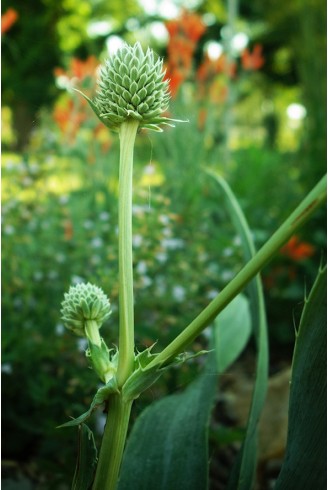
<box><xmin>1</xmin><ymin>0</ymin><xmax>326</xmax><ymax>488</ymax></box>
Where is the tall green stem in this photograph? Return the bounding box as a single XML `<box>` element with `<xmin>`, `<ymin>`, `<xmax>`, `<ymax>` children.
<box><xmin>146</xmin><ymin>174</ymin><xmax>327</xmax><ymax>370</ymax></box>
<box><xmin>92</xmin><ymin>395</ymin><xmax>133</xmax><ymax>490</ymax></box>
<box><xmin>117</xmin><ymin>120</ymin><xmax>139</xmax><ymax>387</ymax></box>
<box><xmin>93</xmin><ymin>120</ymin><xmax>139</xmax><ymax>490</ymax></box>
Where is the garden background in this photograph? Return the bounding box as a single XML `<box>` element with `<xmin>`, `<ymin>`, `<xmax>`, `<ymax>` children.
<box><xmin>1</xmin><ymin>0</ymin><xmax>326</xmax><ymax>489</ymax></box>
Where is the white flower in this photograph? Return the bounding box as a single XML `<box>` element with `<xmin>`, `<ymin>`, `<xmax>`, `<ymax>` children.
<box><xmin>222</xmin><ymin>247</ymin><xmax>233</xmax><ymax>257</ymax></box>
<box><xmin>161</xmin><ymin>238</ymin><xmax>184</xmax><ymax>250</ymax></box>
<box><xmin>72</xmin><ymin>275</ymin><xmax>85</xmax><ymax>284</ymax></box>
<box><xmin>1</xmin><ymin>363</ymin><xmax>13</xmax><ymax>374</ymax></box>
<box><xmin>233</xmin><ymin>235</ymin><xmax>242</xmax><ymax>246</ymax></box>
<box><xmin>221</xmin><ymin>270</ymin><xmax>234</xmax><ymax>282</ymax></box>
<box><xmin>132</xmin><ymin>234</ymin><xmax>143</xmax><ymax>247</ymax></box>
<box><xmin>172</xmin><ymin>285</ymin><xmax>186</xmax><ymax>302</ymax></box>
<box><xmin>55</xmin><ymin>253</ymin><xmax>66</xmax><ymax>263</ymax></box>
<box><xmin>55</xmin><ymin>323</ymin><xmax>65</xmax><ymax>335</ymax></box>
<box><xmin>84</xmin><ymin>220</ymin><xmax>94</xmax><ymax>229</ymax></box>
<box><xmin>155</xmin><ymin>252</ymin><xmax>168</xmax><ymax>263</ymax></box>
<box><xmin>99</xmin><ymin>212</ymin><xmax>110</xmax><ymax>221</ymax></box>
<box><xmin>91</xmin><ymin>237</ymin><xmax>103</xmax><ymax>248</ymax></box>
<box><xmin>136</xmin><ymin>261</ymin><xmax>148</xmax><ymax>275</ymax></box>
<box><xmin>33</xmin><ymin>271</ymin><xmax>43</xmax><ymax>281</ymax></box>
<box><xmin>48</xmin><ymin>270</ymin><xmax>59</xmax><ymax>280</ymax></box>
<box><xmin>141</xmin><ymin>276</ymin><xmax>153</xmax><ymax>287</ymax></box>
<box><xmin>77</xmin><ymin>338</ymin><xmax>88</xmax><ymax>352</ymax></box>
<box><xmin>3</xmin><ymin>225</ymin><xmax>15</xmax><ymax>235</ymax></box>
<box><xmin>206</xmin><ymin>289</ymin><xmax>220</xmax><ymax>300</ymax></box>
<box><xmin>59</xmin><ymin>195</ymin><xmax>70</xmax><ymax>205</ymax></box>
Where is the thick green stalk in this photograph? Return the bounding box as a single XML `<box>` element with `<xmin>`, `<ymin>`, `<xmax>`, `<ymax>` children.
<box><xmin>92</xmin><ymin>394</ymin><xmax>133</xmax><ymax>490</ymax></box>
<box><xmin>117</xmin><ymin>120</ymin><xmax>139</xmax><ymax>387</ymax></box>
<box><xmin>85</xmin><ymin>320</ymin><xmax>101</xmax><ymax>346</ymax></box>
<box><xmin>146</xmin><ymin>174</ymin><xmax>327</xmax><ymax>370</ymax></box>
<box><xmin>92</xmin><ymin>120</ymin><xmax>139</xmax><ymax>490</ymax></box>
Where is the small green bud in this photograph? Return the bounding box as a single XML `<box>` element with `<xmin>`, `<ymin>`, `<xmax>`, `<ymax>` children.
<box><xmin>75</xmin><ymin>42</ymin><xmax>185</xmax><ymax>132</ymax></box>
<box><xmin>61</xmin><ymin>282</ymin><xmax>111</xmax><ymax>337</ymax></box>
<box><xmin>94</xmin><ymin>42</ymin><xmax>170</xmax><ymax>131</ymax></box>
<box><xmin>87</xmin><ymin>341</ymin><xmax>118</xmax><ymax>383</ymax></box>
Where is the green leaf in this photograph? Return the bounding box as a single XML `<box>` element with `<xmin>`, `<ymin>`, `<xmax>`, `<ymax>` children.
<box><xmin>118</xmin><ymin>356</ymin><xmax>217</xmax><ymax>490</ymax></box>
<box><xmin>274</xmin><ymin>266</ymin><xmax>327</xmax><ymax>490</ymax></box>
<box><xmin>121</xmin><ymin>345</ymin><xmax>162</xmax><ymax>402</ymax></box>
<box><xmin>214</xmin><ymin>294</ymin><xmax>252</xmax><ymax>373</ymax></box>
<box><xmin>71</xmin><ymin>424</ymin><xmax>98</xmax><ymax>490</ymax></box>
<box><xmin>207</xmin><ymin>170</ymin><xmax>269</xmax><ymax>490</ymax></box>
<box><xmin>58</xmin><ymin>377</ymin><xmax>119</xmax><ymax>428</ymax></box>
<box><xmin>73</xmin><ymin>88</ymin><xmax>118</xmax><ymax>131</ymax></box>
<box><xmin>122</xmin><ymin>345</ymin><xmax>209</xmax><ymax>402</ymax></box>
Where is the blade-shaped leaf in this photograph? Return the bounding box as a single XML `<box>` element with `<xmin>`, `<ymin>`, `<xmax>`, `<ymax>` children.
<box><xmin>207</xmin><ymin>170</ymin><xmax>269</xmax><ymax>490</ymax></box>
<box><xmin>123</xmin><ymin>344</ymin><xmax>209</xmax><ymax>402</ymax></box>
<box><xmin>58</xmin><ymin>377</ymin><xmax>119</xmax><ymax>428</ymax></box>
<box><xmin>274</xmin><ymin>266</ymin><xmax>327</xmax><ymax>490</ymax></box>
<box><xmin>71</xmin><ymin>423</ymin><xmax>98</xmax><ymax>490</ymax></box>
<box><xmin>118</xmin><ymin>355</ymin><xmax>217</xmax><ymax>490</ymax></box>
<box><xmin>214</xmin><ymin>294</ymin><xmax>252</xmax><ymax>373</ymax></box>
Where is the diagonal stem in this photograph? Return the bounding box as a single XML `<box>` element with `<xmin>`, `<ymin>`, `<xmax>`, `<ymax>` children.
<box><xmin>146</xmin><ymin>174</ymin><xmax>327</xmax><ymax>370</ymax></box>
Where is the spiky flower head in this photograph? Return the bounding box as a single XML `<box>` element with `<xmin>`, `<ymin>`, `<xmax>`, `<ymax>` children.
<box><xmin>76</xmin><ymin>42</ymin><xmax>183</xmax><ymax>132</ymax></box>
<box><xmin>61</xmin><ymin>282</ymin><xmax>111</xmax><ymax>336</ymax></box>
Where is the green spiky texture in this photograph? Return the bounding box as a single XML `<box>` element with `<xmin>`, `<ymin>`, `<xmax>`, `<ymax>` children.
<box><xmin>61</xmin><ymin>283</ymin><xmax>111</xmax><ymax>336</ymax></box>
<box><xmin>88</xmin><ymin>42</ymin><xmax>181</xmax><ymax>132</ymax></box>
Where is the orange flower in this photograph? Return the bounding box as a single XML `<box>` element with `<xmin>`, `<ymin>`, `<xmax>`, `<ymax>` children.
<box><xmin>71</xmin><ymin>56</ymin><xmax>99</xmax><ymax>80</ymax></box>
<box><xmin>165</xmin><ymin>68</ymin><xmax>185</xmax><ymax>97</ymax></box>
<box><xmin>54</xmin><ymin>56</ymin><xmax>99</xmax><ymax>82</ymax></box>
<box><xmin>198</xmin><ymin>107</ymin><xmax>207</xmax><ymax>130</ymax></box>
<box><xmin>165</xmin><ymin>19</ymin><xmax>179</xmax><ymax>38</ymax></box>
<box><xmin>165</xmin><ymin>10</ymin><xmax>206</xmax><ymax>97</ymax></box>
<box><xmin>241</xmin><ymin>44</ymin><xmax>265</xmax><ymax>71</ymax></box>
<box><xmin>197</xmin><ymin>54</ymin><xmax>236</xmax><ymax>83</ymax></box>
<box><xmin>63</xmin><ymin>220</ymin><xmax>74</xmax><ymax>241</ymax></box>
<box><xmin>280</xmin><ymin>235</ymin><xmax>315</xmax><ymax>261</ymax></box>
<box><xmin>166</xmin><ymin>10</ymin><xmax>206</xmax><ymax>43</ymax></box>
<box><xmin>179</xmin><ymin>10</ymin><xmax>206</xmax><ymax>42</ymax></box>
<box><xmin>53</xmin><ymin>99</ymin><xmax>87</xmax><ymax>140</ymax></box>
<box><xmin>1</xmin><ymin>8</ymin><xmax>18</xmax><ymax>34</ymax></box>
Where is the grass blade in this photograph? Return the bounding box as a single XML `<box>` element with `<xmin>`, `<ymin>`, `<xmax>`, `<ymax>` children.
<box><xmin>207</xmin><ymin>170</ymin><xmax>269</xmax><ymax>489</ymax></box>
<box><xmin>274</xmin><ymin>266</ymin><xmax>327</xmax><ymax>489</ymax></box>
<box><xmin>71</xmin><ymin>423</ymin><xmax>98</xmax><ymax>490</ymax></box>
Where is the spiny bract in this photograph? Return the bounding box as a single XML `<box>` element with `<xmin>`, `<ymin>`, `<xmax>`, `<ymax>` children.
<box><xmin>91</xmin><ymin>42</ymin><xmax>177</xmax><ymax>132</ymax></box>
<box><xmin>61</xmin><ymin>282</ymin><xmax>111</xmax><ymax>336</ymax></box>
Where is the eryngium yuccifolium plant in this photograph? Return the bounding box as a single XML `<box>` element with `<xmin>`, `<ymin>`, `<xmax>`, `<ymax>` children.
<box><xmin>78</xmin><ymin>42</ymin><xmax>183</xmax><ymax>132</ymax></box>
<box><xmin>61</xmin><ymin>283</ymin><xmax>111</xmax><ymax>336</ymax></box>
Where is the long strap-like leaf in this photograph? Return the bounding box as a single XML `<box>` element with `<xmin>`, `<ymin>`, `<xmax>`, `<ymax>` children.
<box><xmin>118</xmin><ymin>355</ymin><xmax>217</xmax><ymax>490</ymax></box>
<box><xmin>207</xmin><ymin>170</ymin><xmax>269</xmax><ymax>490</ymax></box>
<box><xmin>274</xmin><ymin>266</ymin><xmax>327</xmax><ymax>489</ymax></box>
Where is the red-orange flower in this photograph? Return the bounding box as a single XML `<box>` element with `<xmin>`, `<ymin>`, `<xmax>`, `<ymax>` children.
<box><xmin>280</xmin><ymin>235</ymin><xmax>315</xmax><ymax>261</ymax></box>
<box><xmin>165</xmin><ymin>68</ymin><xmax>185</xmax><ymax>98</ymax></box>
<box><xmin>165</xmin><ymin>10</ymin><xmax>206</xmax><ymax>97</ymax></box>
<box><xmin>179</xmin><ymin>10</ymin><xmax>206</xmax><ymax>42</ymax></box>
<box><xmin>1</xmin><ymin>8</ymin><xmax>18</xmax><ymax>34</ymax></box>
<box><xmin>54</xmin><ymin>56</ymin><xmax>99</xmax><ymax>82</ymax></box>
<box><xmin>166</xmin><ymin>9</ymin><xmax>206</xmax><ymax>43</ymax></box>
<box><xmin>53</xmin><ymin>99</ymin><xmax>87</xmax><ymax>140</ymax></box>
<box><xmin>197</xmin><ymin>54</ymin><xmax>236</xmax><ymax>83</ymax></box>
<box><xmin>63</xmin><ymin>219</ymin><xmax>74</xmax><ymax>241</ymax></box>
<box><xmin>241</xmin><ymin>44</ymin><xmax>265</xmax><ymax>71</ymax></box>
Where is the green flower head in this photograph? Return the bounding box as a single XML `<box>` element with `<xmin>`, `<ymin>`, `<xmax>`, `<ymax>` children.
<box><xmin>61</xmin><ymin>282</ymin><xmax>111</xmax><ymax>336</ymax></box>
<box><xmin>76</xmin><ymin>42</ymin><xmax>184</xmax><ymax>132</ymax></box>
